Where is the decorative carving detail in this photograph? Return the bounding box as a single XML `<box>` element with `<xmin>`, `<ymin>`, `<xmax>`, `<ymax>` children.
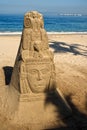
<box><xmin>10</xmin><ymin>11</ymin><xmax>56</xmax><ymax>95</ymax></box>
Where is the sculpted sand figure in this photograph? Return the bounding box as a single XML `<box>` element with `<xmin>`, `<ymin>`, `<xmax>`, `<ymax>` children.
<box><xmin>10</xmin><ymin>11</ymin><xmax>55</xmax><ymax>94</ymax></box>
<box><xmin>7</xmin><ymin>11</ymin><xmax>76</xmax><ymax>129</ymax></box>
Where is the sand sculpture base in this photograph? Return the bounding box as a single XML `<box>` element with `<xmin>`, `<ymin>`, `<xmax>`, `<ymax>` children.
<box><xmin>8</xmin><ymin>89</ymin><xmax>75</xmax><ymax>130</ymax></box>
<box><xmin>0</xmin><ymin>86</ymin><xmax>76</xmax><ymax>130</ymax></box>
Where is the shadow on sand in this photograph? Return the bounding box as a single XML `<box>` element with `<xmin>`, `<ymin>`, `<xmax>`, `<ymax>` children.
<box><xmin>44</xmin><ymin>89</ymin><xmax>77</xmax><ymax>130</ymax></box>
<box><xmin>45</xmin><ymin>89</ymin><xmax>87</xmax><ymax>130</ymax></box>
<box><xmin>49</xmin><ymin>41</ymin><xmax>87</xmax><ymax>57</ymax></box>
<box><xmin>65</xmin><ymin>94</ymin><xmax>87</xmax><ymax>130</ymax></box>
<box><xmin>3</xmin><ymin>66</ymin><xmax>13</xmax><ymax>85</ymax></box>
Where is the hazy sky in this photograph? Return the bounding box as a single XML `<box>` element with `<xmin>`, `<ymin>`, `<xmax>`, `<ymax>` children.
<box><xmin>0</xmin><ymin>0</ymin><xmax>87</xmax><ymax>15</ymax></box>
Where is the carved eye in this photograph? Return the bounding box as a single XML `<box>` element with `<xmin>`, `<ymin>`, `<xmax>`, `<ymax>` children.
<box><xmin>41</xmin><ymin>68</ymin><xmax>50</xmax><ymax>74</ymax></box>
<box><xmin>29</xmin><ymin>69</ymin><xmax>38</xmax><ymax>75</ymax></box>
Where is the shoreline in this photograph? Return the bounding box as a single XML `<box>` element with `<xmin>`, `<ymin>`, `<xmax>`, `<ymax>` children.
<box><xmin>0</xmin><ymin>32</ymin><xmax>87</xmax><ymax>36</ymax></box>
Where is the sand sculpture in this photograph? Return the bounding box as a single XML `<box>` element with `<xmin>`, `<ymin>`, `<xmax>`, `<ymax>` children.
<box><xmin>11</xmin><ymin>11</ymin><xmax>55</xmax><ymax>95</ymax></box>
<box><xmin>0</xmin><ymin>11</ymin><xmax>77</xmax><ymax>130</ymax></box>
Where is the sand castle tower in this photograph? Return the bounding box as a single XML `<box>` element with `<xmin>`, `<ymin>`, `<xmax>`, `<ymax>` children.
<box><xmin>9</xmin><ymin>11</ymin><xmax>76</xmax><ymax>129</ymax></box>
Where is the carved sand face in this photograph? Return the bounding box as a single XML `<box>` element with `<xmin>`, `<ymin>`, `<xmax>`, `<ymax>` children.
<box><xmin>27</xmin><ymin>64</ymin><xmax>51</xmax><ymax>93</ymax></box>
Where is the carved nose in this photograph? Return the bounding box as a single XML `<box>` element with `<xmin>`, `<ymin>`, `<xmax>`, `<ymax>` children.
<box><xmin>38</xmin><ymin>71</ymin><xmax>42</xmax><ymax>80</ymax></box>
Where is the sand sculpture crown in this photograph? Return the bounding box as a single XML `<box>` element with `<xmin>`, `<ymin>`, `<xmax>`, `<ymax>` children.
<box><xmin>10</xmin><ymin>11</ymin><xmax>56</xmax><ymax>94</ymax></box>
<box><xmin>24</xmin><ymin>11</ymin><xmax>44</xmax><ymax>29</ymax></box>
<box><xmin>21</xmin><ymin>11</ymin><xmax>53</xmax><ymax>63</ymax></box>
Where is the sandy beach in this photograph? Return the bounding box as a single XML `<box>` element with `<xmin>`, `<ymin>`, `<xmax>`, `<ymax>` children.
<box><xmin>48</xmin><ymin>33</ymin><xmax>87</xmax><ymax>113</ymax></box>
<box><xmin>0</xmin><ymin>33</ymin><xmax>87</xmax><ymax>128</ymax></box>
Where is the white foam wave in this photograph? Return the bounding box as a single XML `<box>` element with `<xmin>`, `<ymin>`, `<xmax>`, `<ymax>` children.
<box><xmin>47</xmin><ymin>32</ymin><xmax>87</xmax><ymax>35</ymax></box>
<box><xmin>0</xmin><ymin>32</ymin><xmax>22</xmax><ymax>36</ymax></box>
<box><xmin>0</xmin><ymin>31</ymin><xmax>87</xmax><ymax>36</ymax></box>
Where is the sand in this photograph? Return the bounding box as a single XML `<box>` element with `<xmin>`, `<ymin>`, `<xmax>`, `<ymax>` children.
<box><xmin>48</xmin><ymin>34</ymin><xmax>87</xmax><ymax>115</ymax></box>
<box><xmin>0</xmin><ymin>33</ymin><xmax>87</xmax><ymax>128</ymax></box>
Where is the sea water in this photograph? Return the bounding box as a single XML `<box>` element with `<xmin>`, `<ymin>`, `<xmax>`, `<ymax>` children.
<box><xmin>0</xmin><ymin>14</ymin><xmax>87</xmax><ymax>35</ymax></box>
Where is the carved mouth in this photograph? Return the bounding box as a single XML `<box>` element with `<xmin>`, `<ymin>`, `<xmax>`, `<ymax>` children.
<box><xmin>35</xmin><ymin>82</ymin><xmax>45</xmax><ymax>86</ymax></box>
<box><xmin>34</xmin><ymin>84</ymin><xmax>45</xmax><ymax>89</ymax></box>
<box><xmin>37</xmin><ymin>84</ymin><xmax>44</xmax><ymax>87</ymax></box>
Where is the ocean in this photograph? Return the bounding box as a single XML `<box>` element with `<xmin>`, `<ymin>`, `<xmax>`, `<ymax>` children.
<box><xmin>0</xmin><ymin>14</ymin><xmax>87</xmax><ymax>34</ymax></box>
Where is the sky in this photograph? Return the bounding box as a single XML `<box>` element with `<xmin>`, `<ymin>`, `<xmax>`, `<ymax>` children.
<box><xmin>0</xmin><ymin>0</ymin><xmax>87</xmax><ymax>15</ymax></box>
